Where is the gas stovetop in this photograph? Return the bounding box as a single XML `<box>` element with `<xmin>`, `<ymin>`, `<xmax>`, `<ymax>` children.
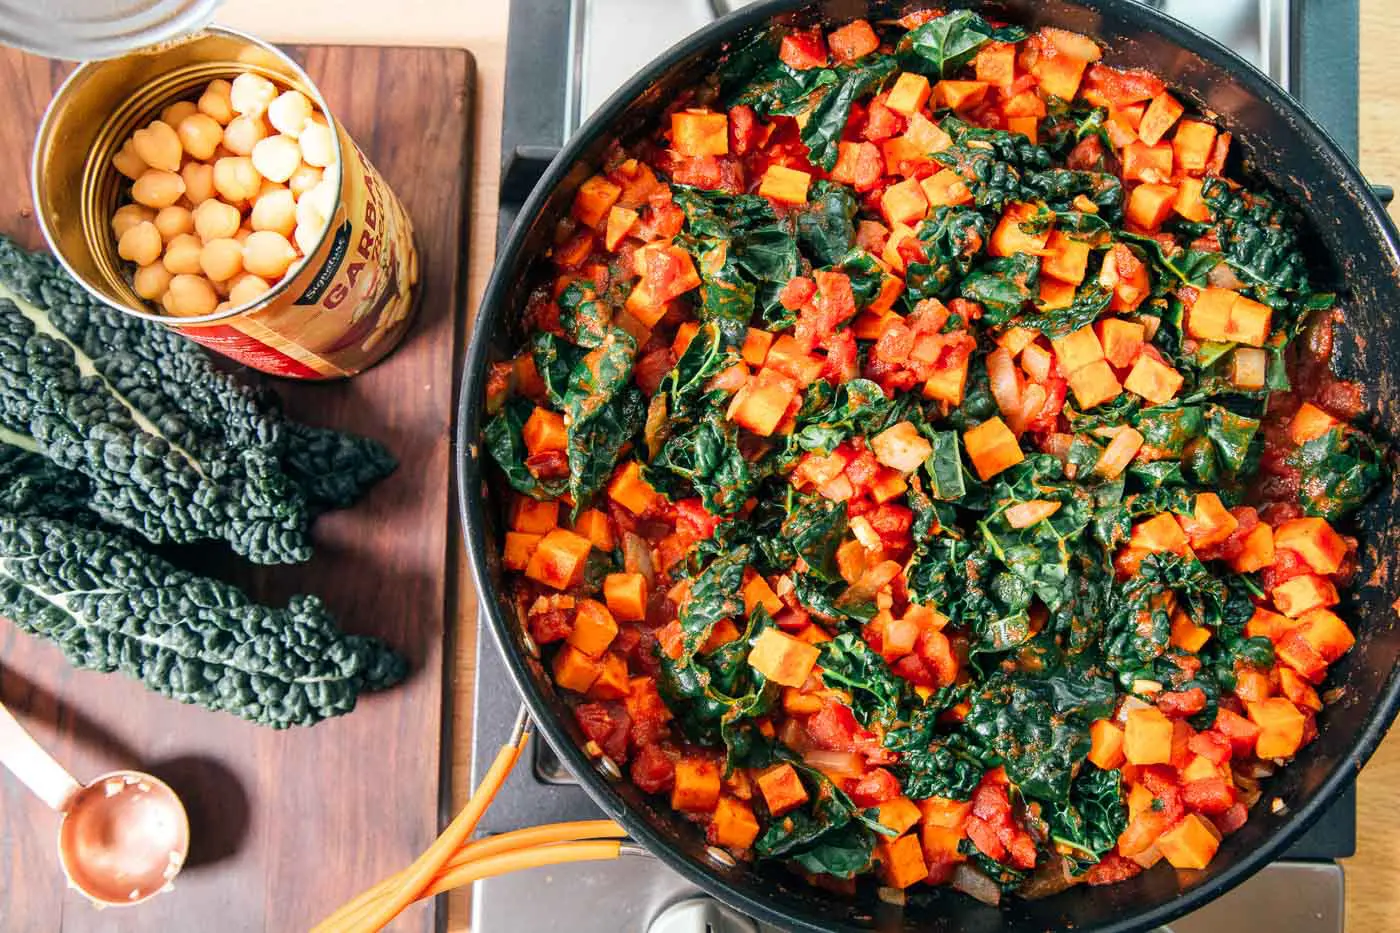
<box><xmin>475</xmin><ymin>2</ymin><xmax>1361</xmax><ymax>930</ymax></box>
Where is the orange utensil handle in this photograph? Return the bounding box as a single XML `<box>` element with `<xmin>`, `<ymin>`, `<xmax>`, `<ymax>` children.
<box><xmin>0</xmin><ymin>699</ymin><xmax>80</xmax><ymax>812</ymax></box>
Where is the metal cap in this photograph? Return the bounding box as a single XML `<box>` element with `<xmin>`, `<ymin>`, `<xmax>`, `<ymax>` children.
<box><xmin>0</xmin><ymin>0</ymin><xmax>220</xmax><ymax>61</ymax></box>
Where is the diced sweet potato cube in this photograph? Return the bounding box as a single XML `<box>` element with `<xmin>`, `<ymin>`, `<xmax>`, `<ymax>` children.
<box><xmin>573</xmin><ymin>174</ymin><xmax>622</xmax><ymax>229</ymax></box>
<box><xmin>587</xmin><ymin>652</ymin><xmax>632</xmax><ymax>700</ymax></box>
<box><xmin>671</xmin><ymin>110</ymin><xmax>729</xmax><ymax>157</ymax></box>
<box><xmin>1138</xmin><ymin>92</ymin><xmax>1184</xmax><ymax>146</ymax></box>
<box><xmin>886</xmin><ymin>72</ymin><xmax>932</xmax><ymax>115</ymax></box>
<box><xmin>747</xmin><ymin>628</ymin><xmax>821</xmax><ymax>687</ymax></box>
<box><xmin>1179</xmin><ymin>492</ymin><xmax>1238</xmax><ymax>549</ymax></box>
<box><xmin>1278</xmin><ymin>665</ymin><xmax>1323</xmax><ymax>712</ymax></box>
<box><xmin>568</xmin><ymin>599</ymin><xmax>619</xmax><ymax>657</ymax></box>
<box><xmin>1245</xmin><ymin>606</ymin><xmax>1295</xmax><ymax>642</ymax></box>
<box><xmin>673</xmin><ymin>757</ymin><xmax>723</xmax><ymax>812</ymax></box>
<box><xmin>1038</xmin><ymin>278</ymin><xmax>1075</xmax><ymax>310</ymax></box>
<box><xmin>1126</xmin><ymin>183</ymin><xmax>1179</xmax><ymax>230</ymax></box>
<box><xmin>975</xmin><ymin>41</ymin><xmax>1017</xmax><ymax>89</ymax></box>
<box><xmin>1273</xmin><ymin>517</ymin><xmax>1347</xmax><ymax>574</ymax></box>
<box><xmin>710</xmin><ymin>796</ymin><xmax>760</xmax><ymax>848</ymax></box>
<box><xmin>526</xmin><ymin>529</ymin><xmax>595</xmax><ymax>590</ymax></box>
<box><xmin>923</xmin><ymin>353</ymin><xmax>970</xmax><ymax>405</ymax></box>
<box><xmin>1225</xmin><ymin>294</ymin><xmax>1272</xmax><ymax>347</ymax></box>
<box><xmin>1006</xmin><ymin>115</ymin><xmax>1039</xmax><ymax>142</ymax></box>
<box><xmin>1172</xmin><ymin>119</ymin><xmax>1218</xmax><ymax>175</ymax></box>
<box><xmin>604</xmin><ymin>572</ymin><xmax>648</xmax><ymax>622</ymax></box>
<box><xmin>1124</xmin><ymin>354</ymin><xmax>1183</xmax><ymax>404</ymax></box>
<box><xmin>1173</xmin><ymin>176</ymin><xmax>1212</xmax><ymax>222</ymax></box>
<box><xmin>1088</xmin><ymin>719</ymin><xmax>1126</xmax><ymax>769</ymax></box>
<box><xmin>605</xmin><ymin>205</ymin><xmax>639</xmax><ymax>251</ymax></box>
<box><xmin>920</xmin><ymin>169</ymin><xmax>972</xmax><ymax>208</ymax></box>
<box><xmin>741</xmin><ymin>328</ymin><xmax>775</xmax><ymax>366</ymax></box>
<box><xmin>1095</xmin><ymin>425</ymin><xmax>1144</xmax><ymax>479</ymax></box>
<box><xmin>1122</xmin><ymin>141</ymin><xmax>1173</xmax><ymax>183</ymax></box>
<box><xmin>881</xmin><ymin>177</ymin><xmax>929</xmax><ymax>226</ymax></box>
<box><xmin>1029</xmin><ymin>53</ymin><xmax>1086</xmax><ymax>100</ymax></box>
<box><xmin>609</xmin><ymin>460</ymin><xmax>659</xmax><ymax>515</ymax></box>
<box><xmin>1042</xmin><ymin>230</ymin><xmax>1090</xmax><ymax>284</ymax></box>
<box><xmin>877</xmin><ymin>796</ymin><xmax>923</xmax><ymax>837</ymax></box>
<box><xmin>851</xmin><ymin>311</ymin><xmax>896</xmax><ymax>343</ymax></box>
<box><xmin>1296</xmin><ymin>608</ymin><xmax>1355</xmax><ymax>663</ymax></box>
<box><xmin>765</xmin><ymin>335</ymin><xmax>825</xmax><ymax>386</ymax></box>
<box><xmin>1276</xmin><ymin>629</ymin><xmax>1328</xmax><ymax>683</ymax></box>
<box><xmin>1125</xmin><ymin>707</ymin><xmax>1174</xmax><ymax>765</ymax></box>
<box><xmin>744</xmin><ymin>574</ymin><xmax>784</xmax><ymax>617</ymax></box>
<box><xmin>879</xmin><ymin>834</ymin><xmax>928</xmax><ymax>889</ymax></box>
<box><xmin>904</xmin><ymin>112</ymin><xmax>953</xmax><ymax>154</ymax></box>
<box><xmin>783</xmin><ymin>686</ymin><xmax>823</xmax><ymax>715</ymax></box>
<box><xmin>522</xmin><ymin>406</ymin><xmax>567</xmax><ymax>455</ymax></box>
<box><xmin>503</xmin><ymin>531</ymin><xmax>542</xmax><ymax>571</ymax></box>
<box><xmin>553</xmin><ymin>644</ymin><xmax>603</xmax><ymax>693</ymax></box>
<box><xmin>882</xmin><ymin>223</ymin><xmax>919</xmax><ymax>272</ymax></box>
<box><xmin>513</xmin><ymin>495</ymin><xmax>560</xmax><ymax>533</ymax></box>
<box><xmin>831</xmin><ymin>140</ymin><xmax>884</xmax><ymax>189</ymax></box>
<box><xmin>1247</xmin><ymin>698</ymin><xmax>1306</xmax><ymax>760</ymax></box>
<box><xmin>756</xmin><ymin>763</ymin><xmax>809</xmax><ymax>816</ymax></box>
<box><xmin>759</xmin><ymin>164</ymin><xmax>812</xmax><ymax>205</ymax></box>
<box><xmin>997</xmin><ymin>326</ymin><xmax>1038</xmax><ymax>357</ymax></box>
<box><xmin>870</xmin><ymin>468</ymin><xmax>909</xmax><ymax>504</ymax></box>
<box><xmin>934</xmin><ymin>79</ymin><xmax>989</xmax><ymax>111</ymax></box>
<box><xmin>1180</xmin><ymin>754</ymin><xmax>1223</xmax><ymax>784</ymax></box>
<box><xmin>1169</xmin><ymin>608</ymin><xmax>1212</xmax><ymax>653</ymax></box>
<box><xmin>1097</xmin><ymin>318</ymin><xmax>1146</xmax><ymax>368</ymax></box>
<box><xmin>880</xmin><ymin>135</ymin><xmax>926</xmax><ymax>176</ymax></box>
<box><xmin>964</xmin><ymin>417</ymin><xmax>1024</xmax><ymax>481</ymax></box>
<box><xmin>701</xmin><ymin>618</ymin><xmax>742</xmax><ymax>654</ymax></box>
<box><xmin>1289</xmin><ymin>402</ymin><xmax>1340</xmax><ymax>445</ymax></box>
<box><xmin>990</xmin><ymin>202</ymin><xmax>1051</xmax><ymax>258</ymax></box>
<box><xmin>1068</xmin><ymin>359</ymin><xmax>1123</xmax><ymax>409</ymax></box>
<box><xmin>1272</xmin><ymin>574</ymin><xmax>1340</xmax><ymax>618</ymax></box>
<box><xmin>1130</xmin><ymin>513</ymin><xmax>1190</xmax><ymax>555</ymax></box>
<box><xmin>1231</xmin><ymin>347</ymin><xmax>1267</xmax><ymax>389</ymax></box>
<box><xmin>573</xmin><ymin>508</ymin><xmax>614</xmax><ymax>550</ymax></box>
<box><xmin>1052</xmin><ymin>325</ymin><xmax>1105</xmax><ymax>372</ymax></box>
<box><xmin>1186</xmin><ymin>287</ymin><xmax>1237</xmax><ymax>341</ymax></box>
<box><xmin>728</xmin><ymin>368</ymin><xmax>801</xmax><ymax>437</ymax></box>
<box><xmin>1157</xmin><ymin>813</ymin><xmax>1221</xmax><ymax>870</ymax></box>
<box><xmin>871</xmin><ymin>420</ymin><xmax>933</xmax><ymax>473</ymax></box>
<box><xmin>1230</xmin><ymin>523</ymin><xmax>1275</xmax><ymax>573</ymax></box>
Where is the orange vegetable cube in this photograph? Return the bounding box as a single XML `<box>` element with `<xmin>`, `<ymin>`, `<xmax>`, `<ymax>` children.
<box><xmin>1186</xmin><ymin>287</ymin><xmax>1237</xmax><ymax>342</ymax></box>
<box><xmin>671</xmin><ymin>322</ymin><xmax>700</xmax><ymax>359</ymax></box>
<box><xmin>919</xmin><ymin>796</ymin><xmax>973</xmax><ymax>829</ymax></box>
<box><xmin>1042</xmin><ymin>230</ymin><xmax>1091</xmax><ymax>284</ymax></box>
<box><xmin>573</xmin><ymin>508</ymin><xmax>614</xmax><ymax>550</ymax></box>
<box><xmin>1278</xmin><ymin>665</ymin><xmax>1323</xmax><ymax>712</ymax></box>
<box><xmin>727</xmin><ymin>368</ymin><xmax>801</xmax><ymax>437</ymax></box>
<box><xmin>882</xmin><ymin>223</ymin><xmax>919</xmax><ymax>272</ymax></box>
<box><xmin>1068</xmin><ymin>360</ymin><xmax>1124</xmax><ymax>409</ymax></box>
<box><xmin>1276</xmin><ymin>629</ymin><xmax>1328</xmax><ymax>684</ymax></box>
<box><xmin>934</xmin><ymin>79</ymin><xmax>990</xmax><ymax>111</ymax></box>
<box><xmin>1169</xmin><ymin>608</ymin><xmax>1212</xmax><ymax>653</ymax></box>
<box><xmin>586</xmin><ymin>652</ymin><xmax>632</xmax><ymax>700</ymax></box>
<box><xmin>522</xmin><ymin>406</ymin><xmax>567</xmax><ymax>455</ymax></box>
<box><xmin>512</xmin><ymin>495</ymin><xmax>560</xmax><ymax>533</ymax></box>
<box><xmin>1247</xmin><ymin>698</ymin><xmax>1306</xmax><ymax>760</ymax></box>
<box><xmin>759</xmin><ymin>164</ymin><xmax>812</xmax><ymax>205</ymax></box>
<box><xmin>1296</xmin><ymin>608</ymin><xmax>1355</xmax><ymax>662</ymax></box>
<box><xmin>1127</xmin><ymin>783</ymin><xmax>1155</xmax><ymax>823</ymax></box>
<box><xmin>923</xmin><ymin>353</ymin><xmax>971</xmax><ymax>405</ymax></box>
<box><xmin>1180</xmin><ymin>492</ymin><xmax>1238</xmax><ymax>549</ymax></box>
<box><xmin>604</xmin><ymin>205</ymin><xmax>639</xmax><ymax>250</ymax></box>
<box><xmin>1125</xmin><ymin>707</ymin><xmax>1174</xmax><ymax>765</ymax></box>
<box><xmin>671</xmin><ymin>110</ymin><xmax>729</xmax><ymax>157</ymax></box>
<box><xmin>1088</xmin><ymin>719</ymin><xmax>1126</xmax><ymax>769</ymax></box>
<box><xmin>920</xmin><ymin>169</ymin><xmax>972</xmax><ymax>208</ymax></box>
<box><xmin>634</xmin><ymin>242</ymin><xmax>702</xmax><ymax>302</ymax></box>
<box><xmin>1231</xmin><ymin>346</ymin><xmax>1268</xmax><ymax>389</ymax></box>
<box><xmin>868</xmin><ymin>276</ymin><xmax>906</xmax><ymax>316</ymax></box>
<box><xmin>609</xmin><ymin>460</ymin><xmax>659</xmax><ymax>515</ymax></box>
<box><xmin>673</xmin><ymin>757</ymin><xmax>723</xmax><ymax>812</ymax></box>
<box><xmin>747</xmin><ymin>628</ymin><xmax>820</xmax><ymax>687</ymax></box>
<box><xmin>877</xmin><ymin>796</ymin><xmax>923</xmax><ymax>837</ymax></box>
<box><xmin>710</xmin><ymin>796</ymin><xmax>760</xmax><ymax>848</ymax></box>
<box><xmin>1289</xmin><ymin>402</ymin><xmax>1340</xmax><ymax>445</ymax></box>
<box><xmin>1224</xmin><ymin>294</ymin><xmax>1272</xmax><ymax>347</ymax></box>
<box><xmin>764</xmin><ymin>336</ymin><xmax>825</xmax><ymax>386</ymax></box>
<box><xmin>1006</xmin><ymin>116</ymin><xmax>1039</xmax><ymax>142</ymax></box>
<box><xmin>572</xmin><ymin>174</ymin><xmax>622</xmax><ymax>229</ymax></box>
<box><xmin>756</xmin><ymin>763</ymin><xmax>809</xmax><ymax>816</ymax></box>
<box><xmin>1180</xmin><ymin>754</ymin><xmax>1223</xmax><ymax>784</ymax></box>
<box><xmin>503</xmin><ymin>531</ymin><xmax>542</xmax><ymax>571</ymax></box>
<box><xmin>1130</xmin><ymin>513</ymin><xmax>1190</xmax><ymax>555</ymax></box>
<box><xmin>1029</xmin><ymin>53</ymin><xmax>1086</xmax><ymax>100</ymax></box>
<box><xmin>879</xmin><ymin>834</ymin><xmax>928</xmax><ymax>889</ymax></box>
<box><xmin>990</xmin><ymin>202</ymin><xmax>1051</xmax><ymax>258</ymax></box>
<box><xmin>1157</xmin><ymin>813</ymin><xmax>1221</xmax><ymax>870</ymax></box>
<box><xmin>1245</xmin><ymin>606</ymin><xmax>1295</xmax><ymax>643</ymax></box>
<box><xmin>701</xmin><ymin>618</ymin><xmax>742</xmax><ymax>654</ymax></box>
<box><xmin>1041</xmin><ymin>26</ymin><xmax>1103</xmax><ymax>61</ymax></box>
<box><xmin>743</xmin><ymin>574</ymin><xmax>784</xmax><ymax>617</ymax></box>
<box><xmin>1230</xmin><ymin>522</ymin><xmax>1275</xmax><ymax>573</ymax></box>
<box><xmin>904</xmin><ymin>112</ymin><xmax>954</xmax><ymax>154</ymax></box>
<box><xmin>828</xmin><ymin>19</ymin><xmax>881</xmax><ymax>64</ymax></box>
<box><xmin>1273</xmin><ymin>517</ymin><xmax>1347</xmax><ymax>574</ymax></box>
<box><xmin>975</xmin><ymin>41</ymin><xmax>1018</xmax><ymax>89</ymax></box>
<box><xmin>568</xmin><ymin>599</ymin><xmax>619</xmax><ymax>657</ymax></box>
<box><xmin>1271</xmin><ymin>574</ymin><xmax>1340</xmax><ymax>618</ymax></box>
<box><xmin>1173</xmin><ymin>177</ymin><xmax>1212</xmax><ymax>222</ymax></box>
<box><xmin>552</xmin><ymin>644</ymin><xmax>603</xmax><ymax>693</ymax></box>
<box><xmin>1138</xmin><ymin>92</ymin><xmax>1184</xmax><ymax>146</ymax></box>
<box><xmin>963</xmin><ymin>417</ymin><xmax>1024</xmax><ymax>481</ymax></box>
<box><xmin>1126</xmin><ymin>183</ymin><xmax>1179</xmax><ymax>230</ymax></box>
<box><xmin>1123</xmin><ymin>354</ymin><xmax>1183</xmax><ymax>404</ymax></box>
<box><xmin>886</xmin><ymin>72</ymin><xmax>932</xmax><ymax>116</ymax></box>
<box><xmin>1038</xmin><ymin>278</ymin><xmax>1075</xmax><ymax>310</ymax></box>
<box><xmin>1172</xmin><ymin>120</ymin><xmax>1218</xmax><ymax>175</ymax></box>
<box><xmin>603</xmin><ymin>572</ymin><xmax>648</xmax><ymax>622</ymax></box>
<box><xmin>1097</xmin><ymin>318</ymin><xmax>1146</xmax><ymax>368</ymax></box>
<box><xmin>1052</xmin><ymin>325</ymin><xmax>1105</xmax><ymax>372</ymax></box>
<box><xmin>1095</xmin><ymin>425</ymin><xmax>1145</xmax><ymax>479</ymax></box>
<box><xmin>881</xmin><ymin>177</ymin><xmax>929</xmax><ymax>227</ymax></box>
<box><xmin>783</xmin><ymin>686</ymin><xmax>824</xmax><ymax>715</ymax></box>
<box><xmin>1121</xmin><ymin>141</ymin><xmax>1173</xmax><ymax>183</ymax></box>
<box><xmin>741</xmin><ymin>328</ymin><xmax>775</xmax><ymax>366</ymax></box>
<box><xmin>525</xmin><ymin>529</ymin><xmax>595</xmax><ymax>590</ymax></box>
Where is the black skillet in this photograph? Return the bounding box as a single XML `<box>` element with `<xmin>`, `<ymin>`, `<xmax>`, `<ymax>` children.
<box><xmin>456</xmin><ymin>2</ymin><xmax>1400</xmax><ymax>930</ymax></box>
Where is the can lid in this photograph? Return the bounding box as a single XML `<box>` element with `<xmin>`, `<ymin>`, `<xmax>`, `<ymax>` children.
<box><xmin>0</xmin><ymin>0</ymin><xmax>220</xmax><ymax>61</ymax></box>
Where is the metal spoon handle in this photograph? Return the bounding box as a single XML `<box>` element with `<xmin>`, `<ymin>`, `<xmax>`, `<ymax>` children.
<box><xmin>0</xmin><ymin>699</ymin><xmax>80</xmax><ymax>812</ymax></box>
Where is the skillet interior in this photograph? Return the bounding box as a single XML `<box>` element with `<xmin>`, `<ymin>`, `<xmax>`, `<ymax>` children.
<box><xmin>456</xmin><ymin>2</ymin><xmax>1400</xmax><ymax>930</ymax></box>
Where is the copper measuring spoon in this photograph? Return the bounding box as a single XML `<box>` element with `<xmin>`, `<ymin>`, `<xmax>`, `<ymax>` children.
<box><xmin>0</xmin><ymin>698</ymin><xmax>189</xmax><ymax>907</ymax></box>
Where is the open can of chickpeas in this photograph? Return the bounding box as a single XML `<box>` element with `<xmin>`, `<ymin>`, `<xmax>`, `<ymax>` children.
<box><xmin>30</xmin><ymin>25</ymin><xmax>419</xmax><ymax>380</ymax></box>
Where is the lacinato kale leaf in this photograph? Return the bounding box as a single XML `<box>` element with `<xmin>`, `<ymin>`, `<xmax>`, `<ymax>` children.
<box><xmin>796</xmin><ymin>180</ymin><xmax>859</xmax><ymax>266</ymax></box>
<box><xmin>484</xmin><ymin>396</ymin><xmax>567</xmax><ymax>499</ymax></box>
<box><xmin>905</xmin><ymin>207</ymin><xmax>990</xmax><ymax>301</ymax></box>
<box><xmin>897</xmin><ymin>10</ymin><xmax>1027</xmax><ymax>77</ymax></box>
<box><xmin>1291</xmin><ymin>425</ymin><xmax>1386</xmax><ymax>520</ymax></box>
<box><xmin>764</xmin><ymin>494</ymin><xmax>848</xmax><ymax>583</ymax></box>
<box><xmin>648</xmin><ymin>412</ymin><xmax>757</xmax><ymax>516</ymax></box>
<box><xmin>563</xmin><ymin>329</ymin><xmax>644</xmax><ymax>514</ymax></box>
<box><xmin>1202</xmin><ymin>176</ymin><xmax>1311</xmax><ymax>295</ymax></box>
<box><xmin>531</xmin><ymin>332</ymin><xmax>587</xmax><ymax>408</ymax></box>
<box><xmin>1045</xmin><ymin>766</ymin><xmax>1128</xmax><ymax>868</ymax></box>
<box><xmin>801</xmin><ymin>56</ymin><xmax>898</xmax><ymax>170</ymax></box>
<box><xmin>677</xmin><ymin>546</ymin><xmax>750</xmax><ymax>661</ymax></box>
<box><xmin>556</xmin><ymin>282</ymin><xmax>612</xmax><ymax>348</ymax></box>
<box><xmin>792</xmin><ymin>378</ymin><xmax>897</xmax><ymax>454</ymax></box>
<box><xmin>962</xmin><ymin>253</ymin><xmax>1040</xmax><ymax>324</ymax></box>
<box><xmin>818</xmin><ymin>632</ymin><xmax>906</xmax><ymax>728</ymax></box>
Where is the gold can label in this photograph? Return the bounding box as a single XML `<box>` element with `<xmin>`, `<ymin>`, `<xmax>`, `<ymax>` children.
<box><xmin>173</xmin><ymin>135</ymin><xmax>418</xmax><ymax>379</ymax></box>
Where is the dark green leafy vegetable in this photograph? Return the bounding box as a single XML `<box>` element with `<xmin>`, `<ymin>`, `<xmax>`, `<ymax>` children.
<box><xmin>961</xmin><ymin>253</ymin><xmax>1040</xmax><ymax>324</ymax></box>
<box><xmin>1291</xmin><ymin>425</ymin><xmax>1387</xmax><ymax>520</ymax></box>
<box><xmin>557</xmin><ymin>282</ymin><xmax>612</xmax><ymax>348</ymax></box>
<box><xmin>800</xmin><ymin>56</ymin><xmax>898</xmax><ymax>171</ymax></box>
<box><xmin>484</xmin><ymin>396</ymin><xmax>567</xmax><ymax>499</ymax></box>
<box><xmin>562</xmin><ymin>330</ymin><xmax>645</xmax><ymax>514</ymax></box>
<box><xmin>1044</xmin><ymin>766</ymin><xmax>1128</xmax><ymax>868</ymax></box>
<box><xmin>897</xmin><ymin>10</ymin><xmax>1026</xmax><ymax>77</ymax></box>
<box><xmin>817</xmin><ymin>631</ymin><xmax>906</xmax><ymax>727</ymax></box>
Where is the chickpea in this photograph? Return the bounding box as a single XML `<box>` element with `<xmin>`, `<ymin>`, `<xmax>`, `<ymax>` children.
<box><xmin>251</xmin><ymin>135</ymin><xmax>301</xmax><ymax>184</ymax></box>
<box><xmin>228</xmin><ymin>272</ymin><xmax>271</xmax><ymax>307</ymax></box>
<box><xmin>267</xmin><ymin>90</ymin><xmax>313</xmax><ymax>138</ymax></box>
<box><xmin>117</xmin><ymin>221</ymin><xmax>162</xmax><ymax>266</ymax></box>
<box><xmin>234</xmin><ymin>226</ymin><xmax>254</xmax><ymax>244</ymax></box>
<box><xmin>131</xmin><ymin>169</ymin><xmax>186</xmax><ymax>208</ymax></box>
<box><xmin>251</xmin><ymin>188</ymin><xmax>297</xmax><ymax>237</ymax></box>
<box><xmin>181</xmin><ymin>162</ymin><xmax>216</xmax><ymax>205</ymax></box>
<box><xmin>242</xmin><ymin>230</ymin><xmax>298</xmax><ymax>278</ymax></box>
<box><xmin>133</xmin><ymin>262</ymin><xmax>172</xmax><ymax>300</ymax></box>
<box><xmin>302</xmin><ymin>178</ymin><xmax>337</xmax><ymax>221</ymax></box>
<box><xmin>198</xmin><ymin>79</ymin><xmax>234</xmax><ymax>125</ymax></box>
<box><xmin>112</xmin><ymin>139</ymin><xmax>147</xmax><ymax>180</ymax></box>
<box><xmin>297</xmin><ymin>122</ymin><xmax>336</xmax><ymax>168</ymax></box>
<box><xmin>111</xmin><ymin>203</ymin><xmax>156</xmax><ymax>239</ymax></box>
<box><xmin>293</xmin><ymin>220</ymin><xmax>323</xmax><ymax>257</ymax></box>
<box><xmin>287</xmin><ymin>163</ymin><xmax>322</xmax><ymax>199</ymax></box>
<box><xmin>165</xmin><ymin>274</ymin><xmax>219</xmax><ymax>316</ymax></box>
<box><xmin>176</xmin><ymin>113</ymin><xmax>223</xmax><ymax>161</ymax></box>
<box><xmin>222</xmin><ymin>115</ymin><xmax>268</xmax><ymax>156</ymax></box>
<box><xmin>162</xmin><ymin>233</ymin><xmax>204</xmax><ymax>275</ymax></box>
<box><xmin>199</xmin><ymin>238</ymin><xmax>244</xmax><ymax>282</ymax></box>
<box><xmin>153</xmin><ymin>205</ymin><xmax>194</xmax><ymax>241</ymax></box>
<box><xmin>130</xmin><ymin>120</ymin><xmax>183</xmax><ymax>173</ymax></box>
<box><xmin>212</xmin><ymin>156</ymin><xmax>262</xmax><ymax>203</ymax></box>
<box><xmin>230</xmin><ymin>73</ymin><xmax>278</xmax><ymax>117</ymax></box>
<box><xmin>161</xmin><ymin>100</ymin><xmax>198</xmax><ymax>127</ymax></box>
<box><xmin>192</xmin><ymin>198</ymin><xmax>241</xmax><ymax>242</ymax></box>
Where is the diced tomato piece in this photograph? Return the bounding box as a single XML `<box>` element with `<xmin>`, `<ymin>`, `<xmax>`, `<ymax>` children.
<box><xmin>966</xmin><ymin>817</ymin><xmax>1005</xmax><ymax>862</ymax></box>
<box><xmin>862</xmin><ymin>96</ymin><xmax>905</xmax><ymax>142</ymax></box>
<box><xmin>529</xmin><ymin>608</ymin><xmax>574</xmax><ymax>645</ymax></box>
<box><xmin>847</xmin><ymin>768</ymin><xmax>902</xmax><ymax>807</ymax></box>
<box><xmin>1182</xmin><ymin>777</ymin><xmax>1236</xmax><ymax>815</ymax></box>
<box><xmin>575</xmin><ymin>701</ymin><xmax>632</xmax><ymax>764</ymax></box>
<box><xmin>821</xmin><ymin>329</ymin><xmax>859</xmax><ymax>383</ymax></box>
<box><xmin>1157</xmin><ymin>687</ymin><xmax>1208</xmax><ymax>719</ymax></box>
<box><xmin>892</xmin><ymin>653</ymin><xmax>936</xmax><ymax>687</ymax></box>
<box><xmin>1189</xmin><ymin>730</ymin><xmax>1233</xmax><ymax>766</ymax></box>
<box><xmin>779</xmin><ymin>275</ymin><xmax>817</xmax><ymax>311</ymax></box>
<box><xmin>673</xmin><ymin>497</ymin><xmax>721</xmax><ymax>540</ymax></box>
<box><xmin>806</xmin><ymin>701</ymin><xmax>861</xmax><ymax>752</ymax></box>
<box><xmin>630</xmin><ymin>743</ymin><xmax>676</xmax><ymax>794</ymax></box>
<box><xmin>1216</xmin><ymin>801</ymin><xmax>1249</xmax><ymax>835</ymax></box>
<box><xmin>728</xmin><ymin>104</ymin><xmax>760</xmax><ymax>156</ymax></box>
<box><xmin>626</xmin><ymin>679</ymin><xmax>672</xmax><ymax>749</ymax></box>
<box><xmin>1084</xmin><ymin>852</ymin><xmax>1144</xmax><ymax>885</ymax></box>
<box><xmin>633</xmin><ymin>346</ymin><xmax>676</xmax><ymax>396</ymax></box>
<box><xmin>779</xmin><ymin>28</ymin><xmax>829</xmax><ymax>70</ymax></box>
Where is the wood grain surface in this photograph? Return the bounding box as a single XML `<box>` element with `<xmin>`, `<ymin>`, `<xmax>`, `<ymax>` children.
<box><xmin>0</xmin><ymin>45</ymin><xmax>472</xmax><ymax>933</ymax></box>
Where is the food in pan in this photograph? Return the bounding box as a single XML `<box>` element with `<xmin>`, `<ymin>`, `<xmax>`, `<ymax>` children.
<box><xmin>483</xmin><ymin>9</ymin><xmax>1385</xmax><ymax>901</ymax></box>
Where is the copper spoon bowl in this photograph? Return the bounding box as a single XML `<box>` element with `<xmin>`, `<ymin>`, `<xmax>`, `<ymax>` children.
<box><xmin>0</xmin><ymin>699</ymin><xmax>189</xmax><ymax>907</ymax></box>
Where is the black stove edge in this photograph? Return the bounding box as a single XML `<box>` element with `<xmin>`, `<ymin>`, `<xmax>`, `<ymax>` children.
<box><xmin>1294</xmin><ymin>0</ymin><xmax>1359</xmax><ymax>160</ymax></box>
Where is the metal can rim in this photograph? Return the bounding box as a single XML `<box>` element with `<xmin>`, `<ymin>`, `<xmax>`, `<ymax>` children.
<box><xmin>0</xmin><ymin>0</ymin><xmax>221</xmax><ymax>62</ymax></box>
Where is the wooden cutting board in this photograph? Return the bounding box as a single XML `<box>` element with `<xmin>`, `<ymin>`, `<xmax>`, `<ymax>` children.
<box><xmin>0</xmin><ymin>45</ymin><xmax>472</xmax><ymax>933</ymax></box>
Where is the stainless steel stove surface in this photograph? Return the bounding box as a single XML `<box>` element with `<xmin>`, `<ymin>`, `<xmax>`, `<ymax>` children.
<box><xmin>476</xmin><ymin>1</ymin><xmax>1361</xmax><ymax>930</ymax></box>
